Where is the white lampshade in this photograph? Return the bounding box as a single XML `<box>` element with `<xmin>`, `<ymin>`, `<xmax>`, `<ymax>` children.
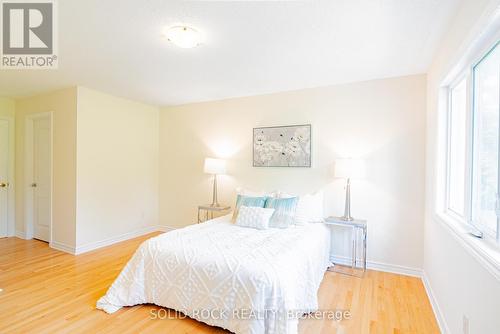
<box><xmin>204</xmin><ymin>158</ymin><xmax>226</xmax><ymax>175</ymax></box>
<box><xmin>335</xmin><ymin>158</ymin><xmax>366</xmax><ymax>179</ymax></box>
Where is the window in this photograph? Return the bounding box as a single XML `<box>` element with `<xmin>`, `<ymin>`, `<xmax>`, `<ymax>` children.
<box><xmin>447</xmin><ymin>76</ymin><xmax>468</xmax><ymax>218</ymax></box>
<box><xmin>471</xmin><ymin>43</ymin><xmax>500</xmax><ymax>240</ymax></box>
<box><xmin>444</xmin><ymin>41</ymin><xmax>500</xmax><ymax>243</ymax></box>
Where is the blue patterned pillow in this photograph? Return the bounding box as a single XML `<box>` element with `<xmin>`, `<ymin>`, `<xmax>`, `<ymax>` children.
<box><xmin>265</xmin><ymin>197</ymin><xmax>299</xmax><ymax>228</ymax></box>
<box><xmin>232</xmin><ymin>195</ymin><xmax>268</xmax><ymax>222</ymax></box>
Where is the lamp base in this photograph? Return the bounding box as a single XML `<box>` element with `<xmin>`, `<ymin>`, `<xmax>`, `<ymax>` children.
<box><xmin>210</xmin><ymin>174</ymin><xmax>221</xmax><ymax>208</ymax></box>
<box><xmin>342</xmin><ymin>178</ymin><xmax>354</xmax><ymax>221</ymax></box>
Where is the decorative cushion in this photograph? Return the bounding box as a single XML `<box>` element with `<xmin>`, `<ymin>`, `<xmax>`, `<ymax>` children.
<box><xmin>265</xmin><ymin>197</ymin><xmax>299</xmax><ymax>228</ymax></box>
<box><xmin>231</xmin><ymin>194</ymin><xmax>268</xmax><ymax>222</ymax></box>
<box><xmin>235</xmin><ymin>206</ymin><xmax>275</xmax><ymax>230</ymax></box>
<box><xmin>278</xmin><ymin>190</ymin><xmax>324</xmax><ymax>224</ymax></box>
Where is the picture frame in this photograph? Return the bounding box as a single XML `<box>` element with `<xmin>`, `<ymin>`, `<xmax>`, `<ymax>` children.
<box><xmin>253</xmin><ymin>124</ymin><xmax>311</xmax><ymax>167</ymax></box>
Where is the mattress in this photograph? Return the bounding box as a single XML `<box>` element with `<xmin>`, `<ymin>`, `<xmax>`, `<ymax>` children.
<box><xmin>97</xmin><ymin>214</ymin><xmax>331</xmax><ymax>334</ymax></box>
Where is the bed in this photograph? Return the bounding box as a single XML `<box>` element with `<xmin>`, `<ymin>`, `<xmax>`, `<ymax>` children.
<box><xmin>97</xmin><ymin>214</ymin><xmax>331</xmax><ymax>334</ymax></box>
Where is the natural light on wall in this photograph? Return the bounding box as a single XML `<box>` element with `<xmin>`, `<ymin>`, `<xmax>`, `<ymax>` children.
<box><xmin>207</xmin><ymin>138</ymin><xmax>241</xmax><ymax>159</ymax></box>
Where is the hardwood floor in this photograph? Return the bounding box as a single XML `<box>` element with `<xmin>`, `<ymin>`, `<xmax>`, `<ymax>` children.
<box><xmin>0</xmin><ymin>234</ymin><xmax>439</xmax><ymax>334</ymax></box>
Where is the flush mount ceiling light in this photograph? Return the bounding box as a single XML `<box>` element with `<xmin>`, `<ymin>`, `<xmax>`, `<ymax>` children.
<box><xmin>163</xmin><ymin>25</ymin><xmax>202</xmax><ymax>48</ymax></box>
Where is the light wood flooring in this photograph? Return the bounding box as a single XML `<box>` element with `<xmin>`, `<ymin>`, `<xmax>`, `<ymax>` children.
<box><xmin>0</xmin><ymin>234</ymin><xmax>439</xmax><ymax>334</ymax></box>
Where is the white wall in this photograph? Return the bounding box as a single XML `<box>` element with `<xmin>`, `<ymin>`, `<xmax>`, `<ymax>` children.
<box><xmin>160</xmin><ymin>74</ymin><xmax>426</xmax><ymax>271</ymax></box>
<box><xmin>15</xmin><ymin>88</ymin><xmax>78</xmax><ymax>247</ymax></box>
<box><xmin>424</xmin><ymin>0</ymin><xmax>500</xmax><ymax>333</ymax></box>
<box><xmin>75</xmin><ymin>87</ymin><xmax>159</xmax><ymax>250</ymax></box>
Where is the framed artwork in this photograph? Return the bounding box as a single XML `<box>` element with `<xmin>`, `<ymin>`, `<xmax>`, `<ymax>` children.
<box><xmin>253</xmin><ymin>124</ymin><xmax>311</xmax><ymax>167</ymax></box>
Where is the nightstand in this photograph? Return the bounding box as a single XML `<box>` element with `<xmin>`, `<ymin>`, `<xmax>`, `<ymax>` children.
<box><xmin>324</xmin><ymin>216</ymin><xmax>367</xmax><ymax>277</ymax></box>
<box><xmin>197</xmin><ymin>205</ymin><xmax>231</xmax><ymax>223</ymax></box>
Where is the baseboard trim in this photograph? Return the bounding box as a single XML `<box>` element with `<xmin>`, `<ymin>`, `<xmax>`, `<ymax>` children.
<box><xmin>156</xmin><ymin>225</ymin><xmax>177</xmax><ymax>232</ymax></box>
<box><xmin>48</xmin><ymin>225</ymin><xmax>177</xmax><ymax>255</ymax></box>
<box><xmin>422</xmin><ymin>271</ymin><xmax>449</xmax><ymax>334</ymax></box>
<box><xmin>329</xmin><ymin>255</ymin><xmax>423</xmax><ymax>277</ymax></box>
<box><xmin>75</xmin><ymin>226</ymin><xmax>157</xmax><ymax>255</ymax></box>
<box><xmin>50</xmin><ymin>240</ymin><xmax>76</xmax><ymax>254</ymax></box>
<box><xmin>15</xmin><ymin>230</ymin><xmax>27</xmax><ymax>239</ymax></box>
<box><xmin>73</xmin><ymin>225</ymin><xmax>177</xmax><ymax>255</ymax></box>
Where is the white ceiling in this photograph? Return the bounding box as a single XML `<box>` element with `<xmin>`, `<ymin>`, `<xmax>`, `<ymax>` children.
<box><xmin>0</xmin><ymin>0</ymin><xmax>460</xmax><ymax>106</ymax></box>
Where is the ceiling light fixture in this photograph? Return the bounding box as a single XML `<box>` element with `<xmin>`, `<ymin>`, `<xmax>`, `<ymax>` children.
<box><xmin>164</xmin><ymin>25</ymin><xmax>202</xmax><ymax>49</ymax></box>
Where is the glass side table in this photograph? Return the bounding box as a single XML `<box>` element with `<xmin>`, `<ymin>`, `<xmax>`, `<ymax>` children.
<box><xmin>324</xmin><ymin>216</ymin><xmax>367</xmax><ymax>277</ymax></box>
<box><xmin>197</xmin><ymin>205</ymin><xmax>231</xmax><ymax>223</ymax></box>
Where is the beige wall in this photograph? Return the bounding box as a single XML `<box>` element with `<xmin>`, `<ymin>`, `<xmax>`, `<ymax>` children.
<box><xmin>424</xmin><ymin>0</ymin><xmax>500</xmax><ymax>333</ymax></box>
<box><xmin>15</xmin><ymin>87</ymin><xmax>78</xmax><ymax>247</ymax></box>
<box><xmin>75</xmin><ymin>87</ymin><xmax>159</xmax><ymax>248</ymax></box>
<box><xmin>0</xmin><ymin>97</ymin><xmax>15</xmax><ymax>118</ymax></box>
<box><xmin>160</xmin><ymin>74</ymin><xmax>427</xmax><ymax>270</ymax></box>
<box><xmin>12</xmin><ymin>87</ymin><xmax>160</xmax><ymax>251</ymax></box>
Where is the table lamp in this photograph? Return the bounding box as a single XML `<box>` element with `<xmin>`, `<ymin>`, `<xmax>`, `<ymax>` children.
<box><xmin>204</xmin><ymin>158</ymin><xmax>226</xmax><ymax>207</ymax></box>
<box><xmin>335</xmin><ymin>158</ymin><xmax>366</xmax><ymax>221</ymax></box>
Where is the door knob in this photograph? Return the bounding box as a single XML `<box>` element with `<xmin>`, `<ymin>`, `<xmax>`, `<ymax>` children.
<box><xmin>31</xmin><ymin>183</ymin><xmax>37</xmax><ymax>187</ymax></box>
<box><xmin>0</xmin><ymin>182</ymin><xmax>8</xmax><ymax>188</ymax></box>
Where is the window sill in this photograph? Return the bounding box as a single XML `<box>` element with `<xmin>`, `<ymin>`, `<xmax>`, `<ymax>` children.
<box><xmin>434</xmin><ymin>213</ymin><xmax>500</xmax><ymax>281</ymax></box>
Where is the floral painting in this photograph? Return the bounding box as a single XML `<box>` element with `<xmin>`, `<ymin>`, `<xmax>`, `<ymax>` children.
<box><xmin>253</xmin><ymin>124</ymin><xmax>311</xmax><ymax>167</ymax></box>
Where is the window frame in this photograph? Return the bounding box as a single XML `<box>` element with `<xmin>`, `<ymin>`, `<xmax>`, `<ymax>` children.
<box><xmin>444</xmin><ymin>70</ymin><xmax>473</xmax><ymax>224</ymax></box>
<box><xmin>470</xmin><ymin>40</ymin><xmax>500</xmax><ymax>242</ymax></box>
<box><xmin>443</xmin><ymin>40</ymin><xmax>500</xmax><ymax>245</ymax></box>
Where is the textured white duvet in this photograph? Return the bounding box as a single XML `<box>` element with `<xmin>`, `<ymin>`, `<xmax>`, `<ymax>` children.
<box><xmin>97</xmin><ymin>215</ymin><xmax>331</xmax><ymax>334</ymax></box>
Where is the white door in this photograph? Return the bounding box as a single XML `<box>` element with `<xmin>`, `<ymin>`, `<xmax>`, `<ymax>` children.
<box><xmin>0</xmin><ymin>119</ymin><xmax>9</xmax><ymax>238</ymax></box>
<box><xmin>32</xmin><ymin>117</ymin><xmax>51</xmax><ymax>242</ymax></box>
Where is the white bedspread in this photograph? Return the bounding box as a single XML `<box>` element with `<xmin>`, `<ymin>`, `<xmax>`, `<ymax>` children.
<box><xmin>97</xmin><ymin>215</ymin><xmax>331</xmax><ymax>334</ymax></box>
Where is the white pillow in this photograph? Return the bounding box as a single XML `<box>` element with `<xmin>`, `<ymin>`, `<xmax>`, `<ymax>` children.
<box><xmin>236</xmin><ymin>187</ymin><xmax>278</xmax><ymax>198</ymax></box>
<box><xmin>235</xmin><ymin>206</ymin><xmax>275</xmax><ymax>230</ymax></box>
<box><xmin>279</xmin><ymin>190</ymin><xmax>324</xmax><ymax>224</ymax></box>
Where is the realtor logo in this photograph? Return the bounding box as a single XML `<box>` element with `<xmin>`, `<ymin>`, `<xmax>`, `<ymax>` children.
<box><xmin>1</xmin><ymin>0</ymin><xmax>58</xmax><ymax>69</ymax></box>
